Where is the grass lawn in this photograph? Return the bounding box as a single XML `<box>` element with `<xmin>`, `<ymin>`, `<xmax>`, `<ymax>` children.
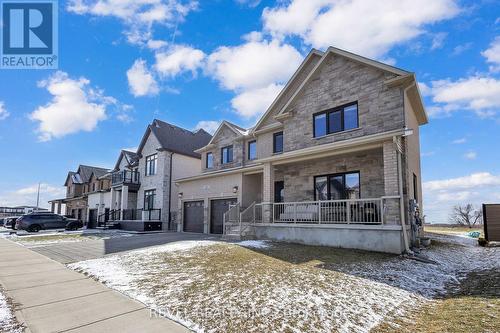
<box><xmin>1</xmin><ymin>230</ymin><xmax>132</xmax><ymax>247</ymax></box>
<box><xmin>69</xmin><ymin>238</ymin><xmax>499</xmax><ymax>333</ymax></box>
<box><xmin>424</xmin><ymin>225</ymin><xmax>483</xmax><ymax>236</ymax></box>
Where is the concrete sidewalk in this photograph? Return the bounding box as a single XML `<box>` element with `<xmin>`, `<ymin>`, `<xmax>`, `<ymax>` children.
<box><xmin>0</xmin><ymin>238</ymin><xmax>189</xmax><ymax>333</ymax></box>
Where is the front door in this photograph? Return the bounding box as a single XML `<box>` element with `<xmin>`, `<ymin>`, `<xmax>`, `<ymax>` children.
<box><xmin>210</xmin><ymin>198</ymin><xmax>237</xmax><ymax>234</ymax></box>
<box><xmin>88</xmin><ymin>209</ymin><xmax>97</xmax><ymax>228</ymax></box>
<box><xmin>274</xmin><ymin>181</ymin><xmax>284</xmax><ymax>202</ymax></box>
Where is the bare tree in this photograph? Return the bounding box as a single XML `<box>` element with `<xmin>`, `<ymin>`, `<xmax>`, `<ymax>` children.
<box><xmin>449</xmin><ymin>204</ymin><xmax>483</xmax><ymax>227</ymax></box>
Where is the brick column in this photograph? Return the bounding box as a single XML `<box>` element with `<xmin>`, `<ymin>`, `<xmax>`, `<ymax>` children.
<box><xmin>262</xmin><ymin>163</ymin><xmax>274</xmax><ymax>223</ymax></box>
<box><xmin>383</xmin><ymin>140</ymin><xmax>401</xmax><ymax>225</ymax></box>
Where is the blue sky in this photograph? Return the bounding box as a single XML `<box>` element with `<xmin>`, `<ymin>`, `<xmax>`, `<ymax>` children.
<box><xmin>0</xmin><ymin>0</ymin><xmax>499</xmax><ymax>223</ymax></box>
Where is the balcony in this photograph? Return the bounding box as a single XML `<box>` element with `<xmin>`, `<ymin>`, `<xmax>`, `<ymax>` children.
<box><xmin>111</xmin><ymin>170</ymin><xmax>140</xmax><ymax>190</ymax></box>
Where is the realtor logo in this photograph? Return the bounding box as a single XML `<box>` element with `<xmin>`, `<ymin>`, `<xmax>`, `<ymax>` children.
<box><xmin>1</xmin><ymin>0</ymin><xmax>58</xmax><ymax>69</ymax></box>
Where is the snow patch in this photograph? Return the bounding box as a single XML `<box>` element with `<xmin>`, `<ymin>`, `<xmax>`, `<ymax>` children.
<box><xmin>237</xmin><ymin>240</ymin><xmax>271</xmax><ymax>249</ymax></box>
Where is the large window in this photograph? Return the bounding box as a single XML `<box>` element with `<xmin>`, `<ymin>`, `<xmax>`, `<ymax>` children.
<box><xmin>314</xmin><ymin>172</ymin><xmax>360</xmax><ymax>200</ymax></box>
<box><xmin>145</xmin><ymin>154</ymin><xmax>157</xmax><ymax>176</ymax></box>
<box><xmin>221</xmin><ymin>146</ymin><xmax>233</xmax><ymax>164</ymax></box>
<box><xmin>206</xmin><ymin>152</ymin><xmax>214</xmax><ymax>168</ymax></box>
<box><xmin>273</xmin><ymin>132</ymin><xmax>283</xmax><ymax>153</ymax></box>
<box><xmin>313</xmin><ymin>102</ymin><xmax>359</xmax><ymax>137</ymax></box>
<box><xmin>248</xmin><ymin>140</ymin><xmax>257</xmax><ymax>160</ymax></box>
<box><xmin>144</xmin><ymin>189</ymin><xmax>156</xmax><ymax>210</ymax></box>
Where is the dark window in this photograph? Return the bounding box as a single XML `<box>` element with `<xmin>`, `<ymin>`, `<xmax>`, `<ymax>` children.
<box><xmin>248</xmin><ymin>140</ymin><xmax>257</xmax><ymax>160</ymax></box>
<box><xmin>92</xmin><ymin>183</ymin><xmax>96</xmax><ymax>192</ymax></box>
<box><xmin>313</xmin><ymin>102</ymin><xmax>359</xmax><ymax>138</ymax></box>
<box><xmin>145</xmin><ymin>154</ymin><xmax>157</xmax><ymax>176</ymax></box>
<box><xmin>221</xmin><ymin>146</ymin><xmax>233</xmax><ymax>164</ymax></box>
<box><xmin>273</xmin><ymin>132</ymin><xmax>283</xmax><ymax>153</ymax></box>
<box><xmin>206</xmin><ymin>152</ymin><xmax>214</xmax><ymax>168</ymax></box>
<box><xmin>314</xmin><ymin>172</ymin><xmax>360</xmax><ymax>200</ymax></box>
<box><xmin>144</xmin><ymin>189</ymin><xmax>156</xmax><ymax>210</ymax></box>
<box><xmin>413</xmin><ymin>173</ymin><xmax>418</xmax><ymax>202</ymax></box>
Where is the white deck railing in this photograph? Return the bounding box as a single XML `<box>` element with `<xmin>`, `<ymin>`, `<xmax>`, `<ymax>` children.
<box><xmin>254</xmin><ymin>198</ymin><xmax>384</xmax><ymax>224</ymax></box>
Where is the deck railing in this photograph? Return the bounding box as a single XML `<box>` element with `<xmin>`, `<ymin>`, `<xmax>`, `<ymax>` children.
<box><xmin>223</xmin><ymin>203</ymin><xmax>240</xmax><ymax>234</ymax></box>
<box><xmin>111</xmin><ymin>170</ymin><xmax>140</xmax><ymax>186</ymax></box>
<box><xmin>110</xmin><ymin>208</ymin><xmax>161</xmax><ymax>221</ymax></box>
<box><xmin>255</xmin><ymin>198</ymin><xmax>384</xmax><ymax>224</ymax></box>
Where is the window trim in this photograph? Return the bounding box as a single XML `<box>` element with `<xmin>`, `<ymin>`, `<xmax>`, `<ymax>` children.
<box><xmin>206</xmin><ymin>152</ymin><xmax>214</xmax><ymax>169</ymax></box>
<box><xmin>248</xmin><ymin>140</ymin><xmax>257</xmax><ymax>160</ymax></box>
<box><xmin>313</xmin><ymin>101</ymin><xmax>359</xmax><ymax>138</ymax></box>
<box><xmin>313</xmin><ymin>171</ymin><xmax>361</xmax><ymax>201</ymax></box>
<box><xmin>145</xmin><ymin>153</ymin><xmax>158</xmax><ymax>176</ymax></box>
<box><xmin>273</xmin><ymin>131</ymin><xmax>284</xmax><ymax>154</ymax></box>
<box><xmin>221</xmin><ymin>145</ymin><xmax>234</xmax><ymax>164</ymax></box>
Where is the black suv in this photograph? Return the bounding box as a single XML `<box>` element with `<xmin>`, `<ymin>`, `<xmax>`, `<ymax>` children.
<box><xmin>16</xmin><ymin>213</ymin><xmax>83</xmax><ymax>232</ymax></box>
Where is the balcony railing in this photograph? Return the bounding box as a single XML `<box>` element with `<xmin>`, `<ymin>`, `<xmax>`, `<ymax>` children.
<box><xmin>111</xmin><ymin>170</ymin><xmax>140</xmax><ymax>186</ymax></box>
<box><xmin>254</xmin><ymin>198</ymin><xmax>385</xmax><ymax>224</ymax></box>
<box><xmin>118</xmin><ymin>208</ymin><xmax>161</xmax><ymax>221</ymax></box>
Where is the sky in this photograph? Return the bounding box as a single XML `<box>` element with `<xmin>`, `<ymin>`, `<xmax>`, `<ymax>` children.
<box><xmin>0</xmin><ymin>0</ymin><xmax>499</xmax><ymax>223</ymax></box>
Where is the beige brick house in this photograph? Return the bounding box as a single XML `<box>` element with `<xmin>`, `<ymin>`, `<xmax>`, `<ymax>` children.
<box><xmin>176</xmin><ymin>47</ymin><xmax>428</xmax><ymax>254</ymax></box>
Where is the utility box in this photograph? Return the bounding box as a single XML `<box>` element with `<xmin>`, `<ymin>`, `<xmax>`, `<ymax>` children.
<box><xmin>482</xmin><ymin>204</ymin><xmax>500</xmax><ymax>242</ymax></box>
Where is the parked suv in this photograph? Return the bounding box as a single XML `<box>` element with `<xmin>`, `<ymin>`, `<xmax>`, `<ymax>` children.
<box><xmin>15</xmin><ymin>213</ymin><xmax>83</xmax><ymax>232</ymax></box>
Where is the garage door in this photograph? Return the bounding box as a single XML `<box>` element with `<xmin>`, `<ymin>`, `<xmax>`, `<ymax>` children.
<box><xmin>210</xmin><ymin>198</ymin><xmax>237</xmax><ymax>234</ymax></box>
<box><xmin>183</xmin><ymin>201</ymin><xmax>204</xmax><ymax>233</ymax></box>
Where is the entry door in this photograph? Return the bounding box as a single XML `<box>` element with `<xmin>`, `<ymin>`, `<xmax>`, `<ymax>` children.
<box><xmin>210</xmin><ymin>198</ymin><xmax>237</xmax><ymax>234</ymax></box>
<box><xmin>274</xmin><ymin>181</ymin><xmax>284</xmax><ymax>202</ymax></box>
<box><xmin>183</xmin><ymin>201</ymin><xmax>205</xmax><ymax>233</ymax></box>
<box><xmin>88</xmin><ymin>209</ymin><xmax>97</xmax><ymax>228</ymax></box>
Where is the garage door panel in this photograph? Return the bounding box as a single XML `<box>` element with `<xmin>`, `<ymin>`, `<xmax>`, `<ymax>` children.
<box><xmin>183</xmin><ymin>201</ymin><xmax>204</xmax><ymax>233</ymax></box>
<box><xmin>210</xmin><ymin>198</ymin><xmax>237</xmax><ymax>234</ymax></box>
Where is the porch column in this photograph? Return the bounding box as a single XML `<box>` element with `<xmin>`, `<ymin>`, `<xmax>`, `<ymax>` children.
<box><xmin>262</xmin><ymin>162</ymin><xmax>274</xmax><ymax>223</ymax></box>
<box><xmin>98</xmin><ymin>193</ymin><xmax>104</xmax><ymax>216</ymax></box>
<box><xmin>51</xmin><ymin>202</ymin><xmax>55</xmax><ymax>213</ymax></box>
<box><xmin>57</xmin><ymin>202</ymin><xmax>62</xmax><ymax>215</ymax></box>
<box><xmin>383</xmin><ymin>140</ymin><xmax>401</xmax><ymax>225</ymax></box>
<box><xmin>110</xmin><ymin>187</ymin><xmax>117</xmax><ymax>210</ymax></box>
<box><xmin>121</xmin><ymin>185</ymin><xmax>129</xmax><ymax>211</ymax></box>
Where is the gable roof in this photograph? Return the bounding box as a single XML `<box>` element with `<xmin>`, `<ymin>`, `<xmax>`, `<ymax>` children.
<box><xmin>204</xmin><ymin>121</ymin><xmax>249</xmax><ymax>147</ymax></box>
<box><xmin>76</xmin><ymin>165</ymin><xmax>110</xmax><ymax>183</ymax></box>
<box><xmin>113</xmin><ymin>149</ymin><xmax>140</xmax><ymax>171</ymax></box>
<box><xmin>252</xmin><ymin>46</ymin><xmax>428</xmax><ymax>132</ymax></box>
<box><xmin>137</xmin><ymin>119</ymin><xmax>212</xmax><ymax>159</ymax></box>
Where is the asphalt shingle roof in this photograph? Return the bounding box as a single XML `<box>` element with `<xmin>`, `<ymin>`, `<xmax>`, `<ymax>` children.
<box><xmin>148</xmin><ymin>119</ymin><xmax>212</xmax><ymax>158</ymax></box>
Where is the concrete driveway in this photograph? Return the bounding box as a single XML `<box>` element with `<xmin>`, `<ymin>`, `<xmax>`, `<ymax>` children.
<box><xmin>29</xmin><ymin>231</ymin><xmax>221</xmax><ymax>264</ymax></box>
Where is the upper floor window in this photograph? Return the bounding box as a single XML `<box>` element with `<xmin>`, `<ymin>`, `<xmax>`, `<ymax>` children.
<box><xmin>248</xmin><ymin>140</ymin><xmax>257</xmax><ymax>160</ymax></box>
<box><xmin>313</xmin><ymin>102</ymin><xmax>359</xmax><ymax>138</ymax></box>
<box><xmin>92</xmin><ymin>183</ymin><xmax>96</xmax><ymax>192</ymax></box>
<box><xmin>221</xmin><ymin>146</ymin><xmax>233</xmax><ymax>164</ymax></box>
<box><xmin>145</xmin><ymin>154</ymin><xmax>157</xmax><ymax>176</ymax></box>
<box><xmin>314</xmin><ymin>171</ymin><xmax>360</xmax><ymax>200</ymax></box>
<box><xmin>273</xmin><ymin>132</ymin><xmax>283</xmax><ymax>153</ymax></box>
<box><xmin>206</xmin><ymin>152</ymin><xmax>214</xmax><ymax>168</ymax></box>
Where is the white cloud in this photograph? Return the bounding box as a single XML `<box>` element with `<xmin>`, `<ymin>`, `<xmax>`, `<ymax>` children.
<box><xmin>430</xmin><ymin>32</ymin><xmax>447</xmax><ymax>50</ymax></box>
<box><xmin>147</xmin><ymin>39</ymin><xmax>168</xmax><ymax>50</ymax></box>
<box><xmin>423</xmin><ymin>172</ymin><xmax>500</xmax><ymax>191</ymax></box>
<box><xmin>235</xmin><ymin>0</ymin><xmax>261</xmax><ymax>8</ymax></box>
<box><xmin>0</xmin><ymin>183</ymin><xmax>66</xmax><ymax>208</ymax></box>
<box><xmin>231</xmin><ymin>83</ymin><xmax>283</xmax><ymax>118</ymax></box>
<box><xmin>194</xmin><ymin>120</ymin><xmax>221</xmax><ymax>134</ymax></box>
<box><xmin>426</xmin><ymin>76</ymin><xmax>500</xmax><ymax>117</ymax></box>
<box><xmin>481</xmin><ymin>36</ymin><xmax>500</xmax><ymax>72</ymax></box>
<box><xmin>423</xmin><ymin>172</ymin><xmax>500</xmax><ymax>223</ymax></box>
<box><xmin>127</xmin><ymin>59</ymin><xmax>160</xmax><ymax>97</ymax></box>
<box><xmin>67</xmin><ymin>0</ymin><xmax>198</xmax><ymax>45</ymax></box>
<box><xmin>0</xmin><ymin>101</ymin><xmax>9</xmax><ymax>120</ymax></box>
<box><xmin>451</xmin><ymin>42</ymin><xmax>472</xmax><ymax>56</ymax></box>
<box><xmin>30</xmin><ymin>71</ymin><xmax>113</xmax><ymax>141</ymax></box>
<box><xmin>154</xmin><ymin>45</ymin><xmax>205</xmax><ymax>78</ymax></box>
<box><xmin>262</xmin><ymin>0</ymin><xmax>460</xmax><ymax>59</ymax></box>
<box><xmin>463</xmin><ymin>151</ymin><xmax>477</xmax><ymax>160</ymax></box>
<box><xmin>451</xmin><ymin>137</ymin><xmax>466</xmax><ymax>144</ymax></box>
<box><xmin>417</xmin><ymin>82</ymin><xmax>431</xmax><ymax>97</ymax></box>
<box><xmin>206</xmin><ymin>39</ymin><xmax>302</xmax><ymax>118</ymax></box>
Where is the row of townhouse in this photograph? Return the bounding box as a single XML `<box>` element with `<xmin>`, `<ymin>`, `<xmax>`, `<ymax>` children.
<box><xmin>50</xmin><ymin>47</ymin><xmax>427</xmax><ymax>253</ymax></box>
<box><xmin>49</xmin><ymin>120</ymin><xmax>212</xmax><ymax>231</ymax></box>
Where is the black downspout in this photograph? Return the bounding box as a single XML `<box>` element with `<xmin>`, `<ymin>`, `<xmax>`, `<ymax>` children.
<box><xmin>168</xmin><ymin>152</ymin><xmax>173</xmax><ymax>231</ymax></box>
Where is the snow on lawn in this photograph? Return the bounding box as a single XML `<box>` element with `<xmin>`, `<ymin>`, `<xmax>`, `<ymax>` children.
<box><xmin>68</xmin><ymin>237</ymin><xmax>499</xmax><ymax>333</ymax></box>
<box><xmin>0</xmin><ymin>288</ymin><xmax>23</xmax><ymax>333</ymax></box>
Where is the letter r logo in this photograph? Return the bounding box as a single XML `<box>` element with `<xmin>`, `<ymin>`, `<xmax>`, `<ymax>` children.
<box><xmin>2</xmin><ymin>2</ymin><xmax>53</xmax><ymax>54</ymax></box>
